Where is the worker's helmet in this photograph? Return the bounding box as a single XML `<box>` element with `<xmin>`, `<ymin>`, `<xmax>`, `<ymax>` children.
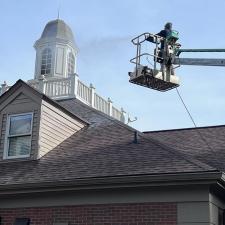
<box><xmin>165</xmin><ymin>22</ymin><xmax>172</xmax><ymax>30</ymax></box>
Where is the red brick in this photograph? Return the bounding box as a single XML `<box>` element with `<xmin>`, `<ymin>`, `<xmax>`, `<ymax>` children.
<box><xmin>0</xmin><ymin>202</ymin><xmax>177</xmax><ymax>225</ymax></box>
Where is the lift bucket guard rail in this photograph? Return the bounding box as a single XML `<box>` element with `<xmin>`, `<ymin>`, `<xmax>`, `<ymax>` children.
<box><xmin>131</xmin><ymin>33</ymin><xmax>164</xmax><ymax>45</ymax></box>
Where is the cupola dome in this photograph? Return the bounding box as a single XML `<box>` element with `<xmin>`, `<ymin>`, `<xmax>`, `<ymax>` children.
<box><xmin>39</xmin><ymin>19</ymin><xmax>75</xmax><ymax>48</ymax></box>
<box><xmin>34</xmin><ymin>19</ymin><xmax>78</xmax><ymax>79</ymax></box>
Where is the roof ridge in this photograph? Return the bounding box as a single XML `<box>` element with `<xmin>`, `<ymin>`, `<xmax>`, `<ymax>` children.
<box><xmin>58</xmin><ymin>98</ymin><xmax>137</xmax><ymax>132</ymax></box>
<box><xmin>144</xmin><ymin>124</ymin><xmax>225</xmax><ymax>133</ymax></box>
<box><xmin>59</xmin><ymin>99</ymin><xmax>217</xmax><ymax>173</ymax></box>
<box><xmin>138</xmin><ymin>132</ymin><xmax>217</xmax><ymax>172</ymax></box>
<box><xmin>0</xmin><ymin>79</ymin><xmax>89</xmax><ymax>125</ymax></box>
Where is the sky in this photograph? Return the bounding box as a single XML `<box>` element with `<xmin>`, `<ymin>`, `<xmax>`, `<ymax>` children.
<box><xmin>0</xmin><ymin>0</ymin><xmax>225</xmax><ymax>131</ymax></box>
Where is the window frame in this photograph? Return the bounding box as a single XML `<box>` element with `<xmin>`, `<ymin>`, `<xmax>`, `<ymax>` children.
<box><xmin>41</xmin><ymin>48</ymin><xmax>52</xmax><ymax>75</ymax></box>
<box><xmin>4</xmin><ymin>112</ymin><xmax>33</xmax><ymax>159</ymax></box>
<box><xmin>67</xmin><ymin>52</ymin><xmax>75</xmax><ymax>75</ymax></box>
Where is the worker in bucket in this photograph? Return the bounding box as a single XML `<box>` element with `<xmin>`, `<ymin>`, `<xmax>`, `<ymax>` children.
<box><xmin>157</xmin><ymin>22</ymin><xmax>175</xmax><ymax>75</ymax></box>
<box><xmin>151</xmin><ymin>22</ymin><xmax>172</xmax><ymax>64</ymax></box>
<box><xmin>157</xmin><ymin>22</ymin><xmax>172</xmax><ymax>50</ymax></box>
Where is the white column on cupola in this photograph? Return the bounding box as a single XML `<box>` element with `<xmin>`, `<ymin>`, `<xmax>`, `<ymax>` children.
<box><xmin>33</xmin><ymin>19</ymin><xmax>78</xmax><ymax>80</ymax></box>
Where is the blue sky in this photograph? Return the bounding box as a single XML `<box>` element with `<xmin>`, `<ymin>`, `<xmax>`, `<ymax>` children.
<box><xmin>0</xmin><ymin>0</ymin><xmax>225</xmax><ymax>131</ymax></box>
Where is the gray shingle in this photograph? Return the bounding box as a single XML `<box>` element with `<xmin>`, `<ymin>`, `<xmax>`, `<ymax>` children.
<box><xmin>0</xmin><ymin>90</ymin><xmax>218</xmax><ymax>188</ymax></box>
<box><xmin>145</xmin><ymin>126</ymin><xmax>225</xmax><ymax>171</ymax></box>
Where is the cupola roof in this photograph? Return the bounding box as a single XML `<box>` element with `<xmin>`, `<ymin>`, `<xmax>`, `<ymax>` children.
<box><xmin>35</xmin><ymin>19</ymin><xmax>76</xmax><ymax>48</ymax></box>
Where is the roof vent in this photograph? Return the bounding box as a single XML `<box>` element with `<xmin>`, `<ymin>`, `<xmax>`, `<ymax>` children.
<box><xmin>133</xmin><ymin>130</ymin><xmax>138</xmax><ymax>144</ymax></box>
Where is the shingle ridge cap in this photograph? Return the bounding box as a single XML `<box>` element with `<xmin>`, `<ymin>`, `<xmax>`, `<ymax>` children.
<box><xmin>138</xmin><ymin>132</ymin><xmax>217</xmax><ymax>172</ymax></box>
<box><xmin>59</xmin><ymin>99</ymin><xmax>216</xmax><ymax>172</ymax></box>
<box><xmin>144</xmin><ymin>124</ymin><xmax>225</xmax><ymax>134</ymax></box>
<box><xmin>58</xmin><ymin>98</ymin><xmax>137</xmax><ymax>132</ymax></box>
<box><xmin>0</xmin><ymin>80</ymin><xmax>89</xmax><ymax>125</ymax></box>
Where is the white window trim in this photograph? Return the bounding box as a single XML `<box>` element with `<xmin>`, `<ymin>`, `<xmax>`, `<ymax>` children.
<box><xmin>67</xmin><ymin>52</ymin><xmax>75</xmax><ymax>75</ymax></box>
<box><xmin>41</xmin><ymin>48</ymin><xmax>52</xmax><ymax>75</ymax></box>
<box><xmin>3</xmin><ymin>112</ymin><xmax>34</xmax><ymax>159</ymax></box>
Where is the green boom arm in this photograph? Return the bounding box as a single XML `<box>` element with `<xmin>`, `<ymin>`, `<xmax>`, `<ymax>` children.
<box><xmin>176</xmin><ymin>48</ymin><xmax>225</xmax><ymax>56</ymax></box>
<box><xmin>174</xmin><ymin>48</ymin><xmax>225</xmax><ymax>66</ymax></box>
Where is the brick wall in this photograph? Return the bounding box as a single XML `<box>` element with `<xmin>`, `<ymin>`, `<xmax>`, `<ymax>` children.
<box><xmin>0</xmin><ymin>202</ymin><xmax>177</xmax><ymax>225</ymax></box>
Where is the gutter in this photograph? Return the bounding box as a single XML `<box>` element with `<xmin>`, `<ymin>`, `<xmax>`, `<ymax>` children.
<box><xmin>0</xmin><ymin>171</ymin><xmax>222</xmax><ymax>196</ymax></box>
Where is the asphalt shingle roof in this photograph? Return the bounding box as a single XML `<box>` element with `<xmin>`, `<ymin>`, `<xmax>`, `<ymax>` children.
<box><xmin>0</xmin><ymin>84</ymin><xmax>220</xmax><ymax>188</ymax></box>
<box><xmin>144</xmin><ymin>126</ymin><xmax>225</xmax><ymax>172</ymax></box>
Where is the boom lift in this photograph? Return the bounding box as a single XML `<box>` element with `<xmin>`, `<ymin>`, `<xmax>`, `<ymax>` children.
<box><xmin>128</xmin><ymin>31</ymin><xmax>225</xmax><ymax>91</ymax></box>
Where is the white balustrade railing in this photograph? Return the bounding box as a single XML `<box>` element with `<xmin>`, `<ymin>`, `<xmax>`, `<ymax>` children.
<box><xmin>28</xmin><ymin>80</ymin><xmax>39</xmax><ymax>90</ymax></box>
<box><xmin>112</xmin><ymin>106</ymin><xmax>123</xmax><ymax>121</ymax></box>
<box><xmin>2</xmin><ymin>74</ymin><xmax>126</xmax><ymax>123</ymax></box>
<box><xmin>94</xmin><ymin>94</ymin><xmax>109</xmax><ymax>115</ymax></box>
<box><xmin>77</xmin><ymin>80</ymin><xmax>91</xmax><ymax>104</ymax></box>
<box><xmin>0</xmin><ymin>82</ymin><xmax>10</xmax><ymax>95</ymax></box>
<box><xmin>28</xmin><ymin>77</ymin><xmax>72</xmax><ymax>98</ymax></box>
<box><xmin>45</xmin><ymin>77</ymin><xmax>72</xmax><ymax>98</ymax></box>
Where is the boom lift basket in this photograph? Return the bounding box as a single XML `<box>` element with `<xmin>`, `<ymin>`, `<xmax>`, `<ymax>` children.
<box><xmin>129</xmin><ymin>33</ymin><xmax>180</xmax><ymax>91</ymax></box>
<box><xmin>129</xmin><ymin>65</ymin><xmax>179</xmax><ymax>92</ymax></box>
<box><xmin>129</xmin><ymin>30</ymin><xmax>225</xmax><ymax>92</ymax></box>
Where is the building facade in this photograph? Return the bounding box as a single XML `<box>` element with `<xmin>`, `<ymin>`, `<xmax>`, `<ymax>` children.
<box><xmin>0</xmin><ymin>19</ymin><xmax>225</xmax><ymax>225</ymax></box>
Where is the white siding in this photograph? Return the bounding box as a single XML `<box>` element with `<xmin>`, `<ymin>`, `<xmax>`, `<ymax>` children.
<box><xmin>0</xmin><ymin>92</ymin><xmax>41</xmax><ymax>161</ymax></box>
<box><xmin>38</xmin><ymin>100</ymin><xmax>86</xmax><ymax>158</ymax></box>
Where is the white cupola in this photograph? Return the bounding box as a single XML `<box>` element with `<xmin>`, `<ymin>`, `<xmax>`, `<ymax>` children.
<box><xmin>34</xmin><ymin>19</ymin><xmax>78</xmax><ymax>79</ymax></box>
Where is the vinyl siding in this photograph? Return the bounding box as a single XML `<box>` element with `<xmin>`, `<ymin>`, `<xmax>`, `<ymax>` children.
<box><xmin>0</xmin><ymin>87</ymin><xmax>86</xmax><ymax>161</ymax></box>
<box><xmin>0</xmin><ymin>92</ymin><xmax>41</xmax><ymax>161</ymax></box>
<box><xmin>9</xmin><ymin>93</ymin><xmax>33</xmax><ymax>105</ymax></box>
<box><xmin>38</xmin><ymin>100</ymin><xmax>85</xmax><ymax>158</ymax></box>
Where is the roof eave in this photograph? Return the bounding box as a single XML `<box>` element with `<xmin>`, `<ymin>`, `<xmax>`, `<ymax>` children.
<box><xmin>0</xmin><ymin>171</ymin><xmax>222</xmax><ymax>196</ymax></box>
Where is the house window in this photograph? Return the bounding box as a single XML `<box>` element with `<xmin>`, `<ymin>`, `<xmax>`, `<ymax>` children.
<box><xmin>4</xmin><ymin>113</ymin><xmax>33</xmax><ymax>159</ymax></box>
<box><xmin>41</xmin><ymin>48</ymin><xmax>52</xmax><ymax>75</ymax></box>
<box><xmin>67</xmin><ymin>52</ymin><xmax>75</xmax><ymax>75</ymax></box>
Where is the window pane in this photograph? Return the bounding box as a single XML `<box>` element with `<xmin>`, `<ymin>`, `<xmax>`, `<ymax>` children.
<box><xmin>8</xmin><ymin>136</ymin><xmax>31</xmax><ymax>157</ymax></box>
<box><xmin>68</xmin><ymin>52</ymin><xmax>75</xmax><ymax>75</ymax></box>
<box><xmin>41</xmin><ymin>48</ymin><xmax>52</xmax><ymax>74</ymax></box>
<box><xmin>9</xmin><ymin>114</ymin><xmax>32</xmax><ymax>136</ymax></box>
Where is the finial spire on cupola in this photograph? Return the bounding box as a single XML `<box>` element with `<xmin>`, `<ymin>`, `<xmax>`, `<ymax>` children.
<box><xmin>57</xmin><ymin>1</ymin><xmax>61</xmax><ymax>19</ymax></box>
<box><xmin>57</xmin><ymin>6</ymin><xmax>60</xmax><ymax>19</ymax></box>
<box><xmin>34</xmin><ymin>19</ymin><xmax>78</xmax><ymax>79</ymax></box>
<box><xmin>57</xmin><ymin>10</ymin><xmax>60</xmax><ymax>20</ymax></box>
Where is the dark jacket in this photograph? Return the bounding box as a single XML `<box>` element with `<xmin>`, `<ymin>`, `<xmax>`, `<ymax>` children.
<box><xmin>156</xmin><ymin>29</ymin><xmax>171</xmax><ymax>38</ymax></box>
<box><xmin>156</xmin><ymin>29</ymin><xmax>171</xmax><ymax>49</ymax></box>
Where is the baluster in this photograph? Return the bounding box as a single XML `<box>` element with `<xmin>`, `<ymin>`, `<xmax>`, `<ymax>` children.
<box><xmin>120</xmin><ymin>108</ymin><xmax>126</xmax><ymax>123</ymax></box>
<box><xmin>90</xmin><ymin>84</ymin><xmax>95</xmax><ymax>107</ymax></box>
<box><xmin>38</xmin><ymin>75</ymin><xmax>46</xmax><ymax>94</ymax></box>
<box><xmin>1</xmin><ymin>81</ymin><xmax>7</xmax><ymax>94</ymax></box>
<box><xmin>108</xmin><ymin>98</ymin><xmax>112</xmax><ymax>116</ymax></box>
<box><xmin>70</xmin><ymin>73</ymin><xmax>79</xmax><ymax>97</ymax></box>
